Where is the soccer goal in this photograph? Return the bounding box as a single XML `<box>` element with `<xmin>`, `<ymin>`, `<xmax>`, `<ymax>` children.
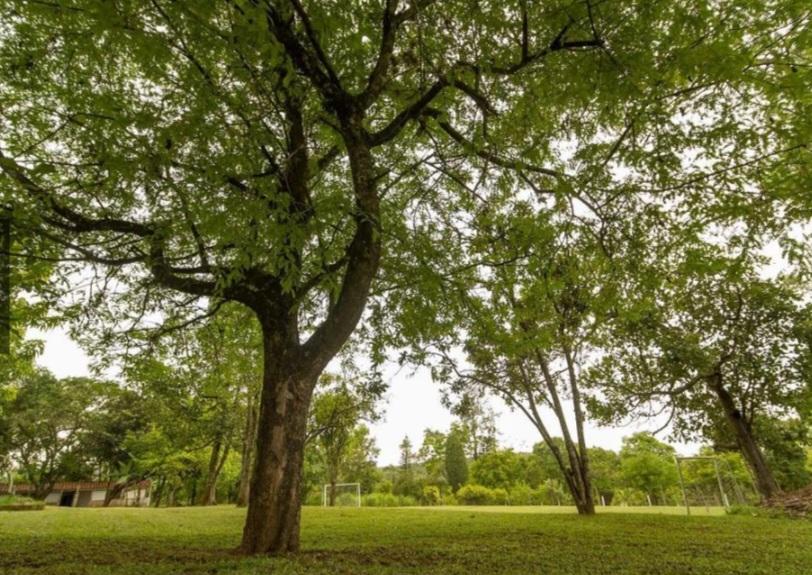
<box><xmin>322</xmin><ymin>483</ymin><xmax>361</xmax><ymax>507</ymax></box>
<box><xmin>674</xmin><ymin>456</ymin><xmax>749</xmax><ymax>515</ymax></box>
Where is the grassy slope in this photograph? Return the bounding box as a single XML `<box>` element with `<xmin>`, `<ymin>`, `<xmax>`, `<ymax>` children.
<box><xmin>0</xmin><ymin>506</ymin><xmax>809</xmax><ymax>575</ymax></box>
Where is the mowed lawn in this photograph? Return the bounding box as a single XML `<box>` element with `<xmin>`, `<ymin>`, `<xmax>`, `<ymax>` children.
<box><xmin>1</xmin><ymin>506</ymin><xmax>810</xmax><ymax>575</ymax></box>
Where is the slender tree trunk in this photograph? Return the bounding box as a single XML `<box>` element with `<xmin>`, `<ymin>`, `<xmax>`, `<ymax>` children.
<box><xmin>564</xmin><ymin>347</ymin><xmax>595</xmax><ymax>515</ymax></box>
<box><xmin>710</xmin><ymin>375</ymin><xmax>780</xmax><ymax>500</ymax></box>
<box><xmin>328</xmin><ymin>468</ymin><xmax>338</xmax><ymax>507</ymax></box>
<box><xmin>535</xmin><ymin>355</ymin><xmax>595</xmax><ymax>515</ymax></box>
<box><xmin>189</xmin><ymin>478</ymin><xmax>198</xmax><ymax>506</ymax></box>
<box><xmin>237</xmin><ymin>390</ymin><xmax>258</xmax><ymax>507</ymax></box>
<box><xmin>200</xmin><ymin>437</ymin><xmax>228</xmax><ymax>506</ymax></box>
<box><xmin>153</xmin><ymin>476</ymin><xmax>166</xmax><ymax>508</ymax></box>
<box><xmin>103</xmin><ymin>482</ymin><xmax>125</xmax><ymax>507</ymax></box>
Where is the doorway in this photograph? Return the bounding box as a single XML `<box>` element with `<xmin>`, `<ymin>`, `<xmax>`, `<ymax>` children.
<box><xmin>59</xmin><ymin>491</ymin><xmax>75</xmax><ymax>507</ymax></box>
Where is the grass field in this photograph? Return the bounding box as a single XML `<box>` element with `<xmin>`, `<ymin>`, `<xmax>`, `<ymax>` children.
<box><xmin>1</xmin><ymin>506</ymin><xmax>810</xmax><ymax>575</ymax></box>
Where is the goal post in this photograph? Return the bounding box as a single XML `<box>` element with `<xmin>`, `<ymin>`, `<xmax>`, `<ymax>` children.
<box><xmin>322</xmin><ymin>483</ymin><xmax>361</xmax><ymax>507</ymax></box>
<box><xmin>675</xmin><ymin>456</ymin><xmax>744</xmax><ymax>515</ymax></box>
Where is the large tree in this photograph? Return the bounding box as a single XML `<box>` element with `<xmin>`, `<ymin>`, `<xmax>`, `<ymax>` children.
<box><xmin>592</xmin><ymin>252</ymin><xmax>811</xmax><ymax>500</ymax></box>
<box><xmin>2</xmin><ymin>0</ymin><xmax>808</xmax><ymax>553</ymax></box>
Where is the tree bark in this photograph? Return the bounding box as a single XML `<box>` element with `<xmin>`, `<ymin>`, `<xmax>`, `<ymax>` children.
<box><xmin>239</xmin><ymin>326</ymin><xmax>315</xmax><ymax>555</ymax></box>
<box><xmin>710</xmin><ymin>375</ymin><xmax>780</xmax><ymax>500</ymax></box>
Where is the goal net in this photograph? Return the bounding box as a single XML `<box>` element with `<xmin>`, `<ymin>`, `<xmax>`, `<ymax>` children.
<box><xmin>322</xmin><ymin>483</ymin><xmax>361</xmax><ymax>507</ymax></box>
<box><xmin>675</xmin><ymin>456</ymin><xmax>752</xmax><ymax>513</ymax></box>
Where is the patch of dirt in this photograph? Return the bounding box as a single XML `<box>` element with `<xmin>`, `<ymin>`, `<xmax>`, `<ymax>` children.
<box><xmin>763</xmin><ymin>484</ymin><xmax>812</xmax><ymax>517</ymax></box>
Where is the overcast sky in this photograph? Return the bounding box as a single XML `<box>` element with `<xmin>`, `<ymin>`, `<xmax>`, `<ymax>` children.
<box><xmin>31</xmin><ymin>325</ymin><xmax>701</xmax><ymax>466</ymax></box>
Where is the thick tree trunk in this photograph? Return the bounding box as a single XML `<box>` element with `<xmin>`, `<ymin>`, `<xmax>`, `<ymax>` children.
<box><xmin>239</xmin><ymin>129</ymin><xmax>380</xmax><ymax>555</ymax></box>
<box><xmin>237</xmin><ymin>391</ymin><xmax>258</xmax><ymax>507</ymax></box>
<box><xmin>239</xmin><ymin>329</ymin><xmax>315</xmax><ymax>555</ymax></box>
<box><xmin>710</xmin><ymin>376</ymin><xmax>780</xmax><ymax>500</ymax></box>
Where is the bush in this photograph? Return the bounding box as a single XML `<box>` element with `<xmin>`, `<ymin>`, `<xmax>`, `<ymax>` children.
<box><xmin>442</xmin><ymin>493</ymin><xmax>458</xmax><ymax>506</ymax></box>
<box><xmin>456</xmin><ymin>484</ymin><xmax>495</xmax><ymax>505</ymax></box>
<box><xmin>304</xmin><ymin>490</ymin><xmax>323</xmax><ymax>506</ymax></box>
<box><xmin>392</xmin><ymin>477</ymin><xmax>422</xmax><ymax>499</ymax></box>
<box><xmin>0</xmin><ymin>495</ymin><xmax>44</xmax><ymax>511</ymax></box>
<box><xmin>612</xmin><ymin>488</ymin><xmax>648</xmax><ymax>506</ymax></box>
<box><xmin>336</xmin><ymin>492</ymin><xmax>359</xmax><ymax>507</ymax></box>
<box><xmin>375</xmin><ymin>480</ymin><xmax>393</xmax><ymax>494</ymax></box>
<box><xmin>361</xmin><ymin>493</ymin><xmax>418</xmax><ymax>507</ymax></box>
<box><xmin>0</xmin><ymin>495</ymin><xmax>35</xmax><ymax>505</ymax></box>
<box><xmin>491</xmin><ymin>488</ymin><xmax>509</xmax><ymax>505</ymax></box>
<box><xmin>536</xmin><ymin>479</ymin><xmax>569</xmax><ymax>505</ymax></box>
<box><xmin>509</xmin><ymin>483</ymin><xmax>536</xmax><ymax>506</ymax></box>
<box><xmin>422</xmin><ymin>485</ymin><xmax>441</xmax><ymax>506</ymax></box>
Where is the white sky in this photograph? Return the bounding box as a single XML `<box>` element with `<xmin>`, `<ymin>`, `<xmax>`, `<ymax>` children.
<box><xmin>30</xmin><ymin>326</ymin><xmax>701</xmax><ymax>466</ymax></box>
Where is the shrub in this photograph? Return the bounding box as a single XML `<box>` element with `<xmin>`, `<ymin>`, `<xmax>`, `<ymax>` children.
<box><xmin>0</xmin><ymin>495</ymin><xmax>35</xmax><ymax>505</ymax></box>
<box><xmin>537</xmin><ymin>479</ymin><xmax>569</xmax><ymax>505</ymax></box>
<box><xmin>422</xmin><ymin>485</ymin><xmax>441</xmax><ymax>506</ymax></box>
<box><xmin>336</xmin><ymin>492</ymin><xmax>359</xmax><ymax>507</ymax></box>
<box><xmin>0</xmin><ymin>495</ymin><xmax>44</xmax><ymax>511</ymax></box>
<box><xmin>361</xmin><ymin>493</ymin><xmax>418</xmax><ymax>507</ymax></box>
<box><xmin>442</xmin><ymin>493</ymin><xmax>458</xmax><ymax>506</ymax></box>
<box><xmin>375</xmin><ymin>480</ymin><xmax>393</xmax><ymax>494</ymax></box>
<box><xmin>509</xmin><ymin>483</ymin><xmax>536</xmax><ymax>506</ymax></box>
<box><xmin>612</xmin><ymin>488</ymin><xmax>648</xmax><ymax>506</ymax></box>
<box><xmin>491</xmin><ymin>488</ymin><xmax>509</xmax><ymax>505</ymax></box>
<box><xmin>304</xmin><ymin>491</ymin><xmax>323</xmax><ymax>506</ymax></box>
<box><xmin>456</xmin><ymin>484</ymin><xmax>494</xmax><ymax>505</ymax></box>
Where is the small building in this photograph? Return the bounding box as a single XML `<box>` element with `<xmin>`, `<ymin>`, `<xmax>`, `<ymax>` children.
<box><xmin>0</xmin><ymin>481</ymin><xmax>151</xmax><ymax>507</ymax></box>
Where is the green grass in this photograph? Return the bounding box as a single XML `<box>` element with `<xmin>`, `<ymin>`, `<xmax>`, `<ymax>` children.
<box><xmin>0</xmin><ymin>505</ymin><xmax>809</xmax><ymax>574</ymax></box>
<box><xmin>429</xmin><ymin>504</ymin><xmax>727</xmax><ymax>515</ymax></box>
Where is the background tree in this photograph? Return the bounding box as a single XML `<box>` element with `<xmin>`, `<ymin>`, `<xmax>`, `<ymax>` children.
<box><xmin>587</xmin><ymin>447</ymin><xmax>621</xmax><ymax>504</ymax></box>
<box><xmin>417</xmin><ymin>429</ymin><xmax>447</xmax><ymax>485</ymax></box>
<box><xmin>414</xmin><ymin>210</ymin><xmax>637</xmax><ymax>515</ymax></box>
<box><xmin>450</xmin><ymin>395</ymin><xmax>499</xmax><ymax>461</ymax></box>
<box><xmin>3</xmin><ymin>370</ymin><xmax>111</xmax><ymax>499</ymax></box>
<box><xmin>618</xmin><ymin>433</ymin><xmax>678</xmax><ymax>505</ymax></box>
<box><xmin>470</xmin><ymin>450</ymin><xmax>522</xmax><ymax>490</ymax></box>
<box><xmin>307</xmin><ymin>375</ymin><xmax>379</xmax><ymax>506</ymax></box>
<box><xmin>444</xmin><ymin>431</ymin><xmax>468</xmax><ymax>492</ymax></box>
<box><xmin>117</xmin><ymin>308</ymin><xmax>260</xmax><ymax>507</ymax></box>
<box><xmin>593</xmin><ymin>251</ymin><xmax>811</xmax><ymax>500</ymax></box>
